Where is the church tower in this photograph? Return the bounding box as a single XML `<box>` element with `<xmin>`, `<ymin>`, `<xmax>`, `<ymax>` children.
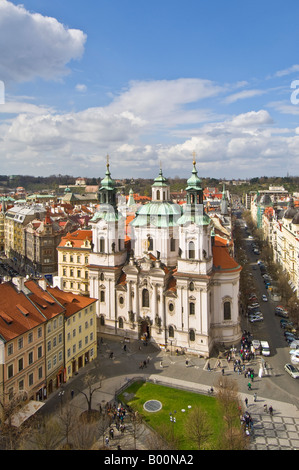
<box><xmin>177</xmin><ymin>155</ymin><xmax>213</xmax><ymax>276</ymax></box>
<box><xmin>89</xmin><ymin>157</ymin><xmax>127</xmax><ymax>320</ymax></box>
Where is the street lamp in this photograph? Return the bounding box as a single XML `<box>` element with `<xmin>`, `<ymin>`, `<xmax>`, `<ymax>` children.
<box><xmin>58</xmin><ymin>390</ymin><xmax>64</xmax><ymax>413</ymax></box>
<box><xmin>169</xmin><ymin>410</ymin><xmax>176</xmax><ymax>438</ymax></box>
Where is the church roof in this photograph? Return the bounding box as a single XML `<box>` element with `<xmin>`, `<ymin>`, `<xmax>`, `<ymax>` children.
<box><xmin>131</xmin><ymin>201</ymin><xmax>181</xmax><ymax>227</ymax></box>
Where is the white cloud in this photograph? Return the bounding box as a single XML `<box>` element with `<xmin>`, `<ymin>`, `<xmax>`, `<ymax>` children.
<box><xmin>0</xmin><ymin>0</ymin><xmax>86</xmax><ymax>84</ymax></box>
<box><xmin>75</xmin><ymin>84</ymin><xmax>87</xmax><ymax>93</ymax></box>
<box><xmin>223</xmin><ymin>89</ymin><xmax>266</xmax><ymax>104</ymax></box>
<box><xmin>274</xmin><ymin>64</ymin><xmax>299</xmax><ymax>78</ymax></box>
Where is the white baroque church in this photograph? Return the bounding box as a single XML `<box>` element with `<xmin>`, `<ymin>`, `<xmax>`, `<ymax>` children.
<box><xmin>88</xmin><ymin>158</ymin><xmax>242</xmax><ymax>357</ymax></box>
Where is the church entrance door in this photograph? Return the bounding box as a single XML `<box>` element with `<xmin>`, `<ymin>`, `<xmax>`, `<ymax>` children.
<box><xmin>140</xmin><ymin>320</ymin><xmax>150</xmax><ymax>340</ymax></box>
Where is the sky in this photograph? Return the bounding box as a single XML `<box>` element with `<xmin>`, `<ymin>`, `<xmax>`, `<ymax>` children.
<box><xmin>1</xmin><ymin>0</ymin><xmax>299</xmax><ymax>180</ymax></box>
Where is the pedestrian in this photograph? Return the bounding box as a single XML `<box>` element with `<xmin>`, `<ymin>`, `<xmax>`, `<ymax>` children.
<box><xmin>247</xmin><ymin>381</ymin><xmax>251</xmax><ymax>390</ymax></box>
<box><xmin>269</xmin><ymin>405</ymin><xmax>273</xmax><ymax>416</ymax></box>
<box><xmin>254</xmin><ymin>393</ymin><xmax>257</xmax><ymax>402</ymax></box>
<box><xmin>207</xmin><ymin>361</ymin><xmax>211</xmax><ymax>371</ymax></box>
<box><xmin>221</xmin><ymin>368</ymin><xmax>225</xmax><ymax>376</ymax></box>
<box><xmin>185</xmin><ymin>359</ymin><xmax>189</xmax><ymax>367</ymax></box>
<box><xmin>245</xmin><ymin>397</ymin><xmax>248</xmax><ymax>407</ymax></box>
<box><xmin>71</xmin><ymin>390</ymin><xmax>74</xmax><ymax>399</ymax></box>
<box><xmin>160</xmin><ymin>361</ymin><xmax>163</xmax><ymax>368</ymax></box>
<box><xmin>105</xmin><ymin>436</ymin><xmax>109</xmax><ymax>447</ymax></box>
<box><xmin>264</xmin><ymin>404</ymin><xmax>267</xmax><ymax>413</ymax></box>
<box><xmin>110</xmin><ymin>428</ymin><xmax>114</xmax><ymax>439</ymax></box>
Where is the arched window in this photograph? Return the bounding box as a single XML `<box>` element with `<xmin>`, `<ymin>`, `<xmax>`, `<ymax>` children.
<box><xmin>188</xmin><ymin>241</ymin><xmax>195</xmax><ymax>259</ymax></box>
<box><xmin>224</xmin><ymin>301</ymin><xmax>231</xmax><ymax>320</ymax></box>
<box><xmin>147</xmin><ymin>236</ymin><xmax>153</xmax><ymax>251</ymax></box>
<box><xmin>156</xmin><ymin>190</ymin><xmax>160</xmax><ymax>201</ymax></box>
<box><xmin>118</xmin><ymin>317</ymin><xmax>124</xmax><ymax>329</ymax></box>
<box><xmin>99</xmin><ymin>237</ymin><xmax>105</xmax><ymax>253</ymax></box>
<box><xmin>189</xmin><ymin>329</ymin><xmax>195</xmax><ymax>342</ymax></box>
<box><xmin>168</xmin><ymin>325</ymin><xmax>174</xmax><ymax>338</ymax></box>
<box><xmin>100</xmin><ymin>315</ymin><xmax>105</xmax><ymax>326</ymax></box>
<box><xmin>189</xmin><ymin>302</ymin><xmax>195</xmax><ymax>315</ymax></box>
<box><xmin>100</xmin><ymin>290</ymin><xmax>105</xmax><ymax>302</ymax></box>
<box><xmin>142</xmin><ymin>289</ymin><xmax>149</xmax><ymax>308</ymax></box>
<box><xmin>189</xmin><ymin>281</ymin><xmax>195</xmax><ymax>291</ymax></box>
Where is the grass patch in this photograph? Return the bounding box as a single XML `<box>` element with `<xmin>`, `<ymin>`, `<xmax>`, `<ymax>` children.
<box><xmin>119</xmin><ymin>381</ymin><xmax>225</xmax><ymax>450</ymax></box>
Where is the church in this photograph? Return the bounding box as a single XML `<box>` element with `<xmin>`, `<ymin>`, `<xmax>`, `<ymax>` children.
<box><xmin>88</xmin><ymin>158</ymin><xmax>242</xmax><ymax>357</ymax></box>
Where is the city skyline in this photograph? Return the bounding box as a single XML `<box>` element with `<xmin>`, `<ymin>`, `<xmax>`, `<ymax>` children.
<box><xmin>1</xmin><ymin>0</ymin><xmax>299</xmax><ymax>180</ymax></box>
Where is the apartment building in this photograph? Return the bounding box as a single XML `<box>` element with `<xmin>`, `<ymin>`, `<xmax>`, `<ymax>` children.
<box><xmin>0</xmin><ymin>278</ymin><xmax>98</xmax><ymax>413</ymax></box>
<box><xmin>4</xmin><ymin>204</ymin><xmax>46</xmax><ymax>261</ymax></box>
<box><xmin>24</xmin><ymin>280</ymin><xmax>65</xmax><ymax>395</ymax></box>
<box><xmin>54</xmin><ymin>229</ymin><xmax>92</xmax><ymax>296</ymax></box>
<box><xmin>47</xmin><ymin>287</ymin><xmax>97</xmax><ymax>382</ymax></box>
<box><xmin>0</xmin><ymin>282</ymin><xmax>47</xmax><ymax>405</ymax></box>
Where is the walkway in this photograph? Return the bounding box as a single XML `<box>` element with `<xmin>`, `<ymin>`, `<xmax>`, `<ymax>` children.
<box><xmin>45</xmin><ymin>336</ymin><xmax>299</xmax><ymax>450</ymax></box>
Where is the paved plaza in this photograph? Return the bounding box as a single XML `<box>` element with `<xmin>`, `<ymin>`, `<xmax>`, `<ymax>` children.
<box><xmin>43</xmin><ymin>335</ymin><xmax>299</xmax><ymax>450</ymax></box>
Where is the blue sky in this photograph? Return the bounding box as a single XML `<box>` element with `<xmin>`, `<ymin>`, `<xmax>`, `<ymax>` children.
<box><xmin>1</xmin><ymin>0</ymin><xmax>299</xmax><ymax>180</ymax></box>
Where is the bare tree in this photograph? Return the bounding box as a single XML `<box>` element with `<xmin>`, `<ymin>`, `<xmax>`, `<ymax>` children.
<box><xmin>78</xmin><ymin>373</ymin><xmax>104</xmax><ymax>415</ymax></box>
<box><xmin>184</xmin><ymin>406</ymin><xmax>212</xmax><ymax>450</ymax></box>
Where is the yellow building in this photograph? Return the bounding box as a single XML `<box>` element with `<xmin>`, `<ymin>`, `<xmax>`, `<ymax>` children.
<box><xmin>4</xmin><ymin>204</ymin><xmax>46</xmax><ymax>260</ymax></box>
<box><xmin>54</xmin><ymin>229</ymin><xmax>92</xmax><ymax>296</ymax></box>
<box><xmin>47</xmin><ymin>287</ymin><xmax>98</xmax><ymax>382</ymax></box>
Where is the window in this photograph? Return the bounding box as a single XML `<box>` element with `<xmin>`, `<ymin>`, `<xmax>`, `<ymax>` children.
<box><xmin>7</xmin><ymin>364</ymin><xmax>13</xmax><ymax>379</ymax></box>
<box><xmin>189</xmin><ymin>282</ymin><xmax>195</xmax><ymax>291</ymax></box>
<box><xmin>168</xmin><ymin>325</ymin><xmax>174</xmax><ymax>338</ymax></box>
<box><xmin>170</xmin><ymin>237</ymin><xmax>176</xmax><ymax>252</ymax></box>
<box><xmin>157</xmin><ymin>190</ymin><xmax>160</xmax><ymax>201</ymax></box>
<box><xmin>100</xmin><ymin>290</ymin><xmax>105</xmax><ymax>302</ymax></box>
<box><xmin>142</xmin><ymin>289</ymin><xmax>149</xmax><ymax>308</ymax></box>
<box><xmin>188</xmin><ymin>241</ymin><xmax>195</xmax><ymax>259</ymax></box>
<box><xmin>100</xmin><ymin>237</ymin><xmax>105</xmax><ymax>253</ymax></box>
<box><xmin>189</xmin><ymin>329</ymin><xmax>195</xmax><ymax>342</ymax></box>
<box><xmin>168</xmin><ymin>302</ymin><xmax>174</xmax><ymax>313</ymax></box>
<box><xmin>118</xmin><ymin>317</ymin><xmax>124</xmax><ymax>329</ymax></box>
<box><xmin>147</xmin><ymin>237</ymin><xmax>153</xmax><ymax>251</ymax></box>
<box><xmin>189</xmin><ymin>302</ymin><xmax>195</xmax><ymax>315</ymax></box>
<box><xmin>224</xmin><ymin>301</ymin><xmax>231</xmax><ymax>320</ymax></box>
<box><xmin>18</xmin><ymin>358</ymin><xmax>24</xmax><ymax>372</ymax></box>
<box><xmin>28</xmin><ymin>351</ymin><xmax>33</xmax><ymax>365</ymax></box>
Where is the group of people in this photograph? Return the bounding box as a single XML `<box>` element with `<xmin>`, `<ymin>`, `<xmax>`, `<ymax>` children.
<box><xmin>241</xmin><ymin>410</ymin><xmax>253</xmax><ymax>435</ymax></box>
<box><xmin>104</xmin><ymin>402</ymin><xmax>128</xmax><ymax>447</ymax></box>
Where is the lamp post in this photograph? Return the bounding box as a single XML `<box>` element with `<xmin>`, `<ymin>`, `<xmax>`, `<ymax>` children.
<box><xmin>169</xmin><ymin>410</ymin><xmax>176</xmax><ymax>438</ymax></box>
<box><xmin>58</xmin><ymin>390</ymin><xmax>64</xmax><ymax>413</ymax></box>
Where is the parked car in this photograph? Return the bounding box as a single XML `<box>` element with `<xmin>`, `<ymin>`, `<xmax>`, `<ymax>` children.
<box><xmin>284</xmin><ymin>363</ymin><xmax>299</xmax><ymax>379</ymax></box>
<box><xmin>289</xmin><ymin>340</ymin><xmax>299</xmax><ymax>350</ymax></box>
<box><xmin>262</xmin><ymin>295</ymin><xmax>268</xmax><ymax>302</ymax></box>
<box><xmin>275</xmin><ymin>308</ymin><xmax>289</xmax><ymax>318</ymax></box>
<box><xmin>249</xmin><ymin>315</ymin><xmax>264</xmax><ymax>323</ymax></box>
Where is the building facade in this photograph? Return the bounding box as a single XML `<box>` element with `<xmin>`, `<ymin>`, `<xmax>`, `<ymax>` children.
<box><xmin>89</xmin><ymin>159</ymin><xmax>242</xmax><ymax>357</ymax></box>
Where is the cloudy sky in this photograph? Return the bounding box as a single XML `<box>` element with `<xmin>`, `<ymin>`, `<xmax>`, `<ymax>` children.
<box><xmin>1</xmin><ymin>0</ymin><xmax>299</xmax><ymax>180</ymax></box>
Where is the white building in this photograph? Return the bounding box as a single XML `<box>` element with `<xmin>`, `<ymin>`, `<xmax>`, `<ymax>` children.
<box><xmin>89</xmin><ymin>159</ymin><xmax>242</xmax><ymax>357</ymax></box>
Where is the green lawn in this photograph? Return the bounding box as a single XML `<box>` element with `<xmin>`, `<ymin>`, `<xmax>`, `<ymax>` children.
<box><xmin>119</xmin><ymin>381</ymin><xmax>225</xmax><ymax>450</ymax></box>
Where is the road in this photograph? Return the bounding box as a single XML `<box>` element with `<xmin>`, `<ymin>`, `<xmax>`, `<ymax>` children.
<box><xmin>240</xmin><ymin>222</ymin><xmax>299</xmax><ymax>407</ymax></box>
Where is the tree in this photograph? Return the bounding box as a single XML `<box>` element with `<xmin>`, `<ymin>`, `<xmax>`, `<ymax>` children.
<box><xmin>184</xmin><ymin>406</ymin><xmax>212</xmax><ymax>450</ymax></box>
<box><xmin>215</xmin><ymin>376</ymin><xmax>248</xmax><ymax>450</ymax></box>
<box><xmin>78</xmin><ymin>373</ymin><xmax>104</xmax><ymax>418</ymax></box>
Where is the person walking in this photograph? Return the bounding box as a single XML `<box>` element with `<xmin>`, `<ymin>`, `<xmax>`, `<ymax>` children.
<box><xmin>253</xmin><ymin>392</ymin><xmax>257</xmax><ymax>402</ymax></box>
<box><xmin>247</xmin><ymin>381</ymin><xmax>251</xmax><ymax>390</ymax></box>
<box><xmin>245</xmin><ymin>397</ymin><xmax>248</xmax><ymax>407</ymax></box>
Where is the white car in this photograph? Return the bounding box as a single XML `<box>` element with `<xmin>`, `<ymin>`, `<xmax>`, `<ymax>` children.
<box><xmin>262</xmin><ymin>295</ymin><xmax>267</xmax><ymax>302</ymax></box>
<box><xmin>291</xmin><ymin>355</ymin><xmax>299</xmax><ymax>365</ymax></box>
<box><xmin>284</xmin><ymin>363</ymin><xmax>299</xmax><ymax>379</ymax></box>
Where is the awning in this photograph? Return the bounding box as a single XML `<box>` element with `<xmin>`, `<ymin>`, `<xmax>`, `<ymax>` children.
<box><xmin>7</xmin><ymin>400</ymin><xmax>45</xmax><ymax>427</ymax></box>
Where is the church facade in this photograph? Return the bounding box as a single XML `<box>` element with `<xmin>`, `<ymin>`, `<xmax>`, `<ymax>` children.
<box><xmin>88</xmin><ymin>159</ymin><xmax>242</xmax><ymax>357</ymax></box>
